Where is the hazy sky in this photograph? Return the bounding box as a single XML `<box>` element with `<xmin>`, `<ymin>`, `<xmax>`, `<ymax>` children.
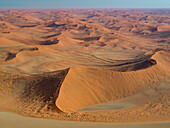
<box><xmin>0</xmin><ymin>0</ymin><xmax>170</xmax><ymax>8</ymax></box>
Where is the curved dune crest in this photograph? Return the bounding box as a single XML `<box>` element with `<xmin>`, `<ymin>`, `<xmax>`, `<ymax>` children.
<box><xmin>56</xmin><ymin>51</ymin><xmax>170</xmax><ymax>112</ymax></box>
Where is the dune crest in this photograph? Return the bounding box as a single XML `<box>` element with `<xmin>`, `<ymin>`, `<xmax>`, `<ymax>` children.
<box><xmin>56</xmin><ymin>51</ymin><xmax>170</xmax><ymax>112</ymax></box>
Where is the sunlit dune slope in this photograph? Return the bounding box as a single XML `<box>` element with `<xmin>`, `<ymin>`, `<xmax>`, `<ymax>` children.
<box><xmin>56</xmin><ymin>51</ymin><xmax>170</xmax><ymax>112</ymax></box>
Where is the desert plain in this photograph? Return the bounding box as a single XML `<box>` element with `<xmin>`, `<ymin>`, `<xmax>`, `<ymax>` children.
<box><xmin>0</xmin><ymin>9</ymin><xmax>170</xmax><ymax>127</ymax></box>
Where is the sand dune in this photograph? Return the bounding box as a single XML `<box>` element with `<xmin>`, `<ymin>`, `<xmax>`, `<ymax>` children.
<box><xmin>0</xmin><ymin>50</ymin><xmax>169</xmax><ymax>123</ymax></box>
<box><xmin>56</xmin><ymin>51</ymin><xmax>170</xmax><ymax>111</ymax></box>
<box><xmin>0</xmin><ymin>9</ymin><xmax>170</xmax><ymax>125</ymax></box>
<box><xmin>158</xmin><ymin>25</ymin><xmax>170</xmax><ymax>32</ymax></box>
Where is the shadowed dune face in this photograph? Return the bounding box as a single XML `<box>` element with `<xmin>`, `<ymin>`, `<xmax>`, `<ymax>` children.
<box><xmin>5</xmin><ymin>47</ymin><xmax>39</xmax><ymax>61</ymax></box>
<box><xmin>0</xmin><ymin>9</ymin><xmax>170</xmax><ymax>123</ymax></box>
<box><xmin>0</xmin><ymin>69</ymin><xmax>69</xmax><ymax>115</ymax></box>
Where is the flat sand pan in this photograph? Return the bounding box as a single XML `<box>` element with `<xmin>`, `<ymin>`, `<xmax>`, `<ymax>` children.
<box><xmin>0</xmin><ymin>112</ymin><xmax>170</xmax><ymax>128</ymax></box>
<box><xmin>78</xmin><ymin>103</ymin><xmax>134</xmax><ymax>111</ymax></box>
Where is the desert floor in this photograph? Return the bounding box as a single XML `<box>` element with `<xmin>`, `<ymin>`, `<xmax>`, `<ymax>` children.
<box><xmin>1</xmin><ymin>112</ymin><xmax>170</xmax><ymax>128</ymax></box>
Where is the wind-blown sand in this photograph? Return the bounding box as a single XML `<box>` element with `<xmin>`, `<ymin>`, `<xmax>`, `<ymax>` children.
<box><xmin>0</xmin><ymin>9</ymin><xmax>170</xmax><ymax>127</ymax></box>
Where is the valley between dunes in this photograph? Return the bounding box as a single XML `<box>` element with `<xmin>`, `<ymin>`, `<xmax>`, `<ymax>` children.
<box><xmin>0</xmin><ymin>9</ymin><xmax>170</xmax><ymax>124</ymax></box>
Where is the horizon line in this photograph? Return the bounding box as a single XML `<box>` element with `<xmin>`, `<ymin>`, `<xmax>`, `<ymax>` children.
<box><xmin>0</xmin><ymin>7</ymin><xmax>169</xmax><ymax>10</ymax></box>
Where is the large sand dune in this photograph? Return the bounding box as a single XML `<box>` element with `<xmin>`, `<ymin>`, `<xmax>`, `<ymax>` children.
<box><xmin>0</xmin><ymin>9</ymin><xmax>170</xmax><ymax>125</ymax></box>
<box><xmin>0</xmin><ymin>50</ymin><xmax>170</xmax><ymax>123</ymax></box>
<box><xmin>56</xmin><ymin>51</ymin><xmax>170</xmax><ymax>112</ymax></box>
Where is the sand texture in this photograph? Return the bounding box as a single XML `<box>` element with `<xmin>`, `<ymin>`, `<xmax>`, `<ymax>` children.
<box><xmin>0</xmin><ymin>9</ymin><xmax>170</xmax><ymax>125</ymax></box>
